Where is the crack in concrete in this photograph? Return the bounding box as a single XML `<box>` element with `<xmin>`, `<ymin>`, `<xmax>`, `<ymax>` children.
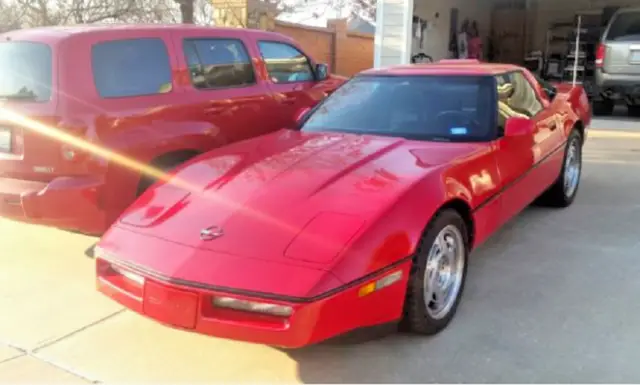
<box><xmin>0</xmin><ymin>353</ymin><xmax>27</xmax><ymax>366</ymax></box>
<box><xmin>32</xmin><ymin>309</ymin><xmax>126</xmax><ymax>353</ymax></box>
<box><xmin>31</xmin><ymin>353</ymin><xmax>102</xmax><ymax>384</ymax></box>
<box><xmin>0</xmin><ymin>309</ymin><xmax>125</xmax><ymax>383</ymax></box>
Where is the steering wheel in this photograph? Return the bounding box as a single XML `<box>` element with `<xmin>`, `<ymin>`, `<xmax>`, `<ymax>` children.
<box><xmin>411</xmin><ymin>52</ymin><xmax>434</xmax><ymax>64</ymax></box>
<box><xmin>434</xmin><ymin>110</ymin><xmax>480</xmax><ymax>135</ymax></box>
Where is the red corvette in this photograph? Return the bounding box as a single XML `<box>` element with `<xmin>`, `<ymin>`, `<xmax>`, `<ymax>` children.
<box><xmin>95</xmin><ymin>60</ymin><xmax>592</xmax><ymax>348</ymax></box>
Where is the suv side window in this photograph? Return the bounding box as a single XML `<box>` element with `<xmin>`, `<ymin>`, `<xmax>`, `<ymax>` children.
<box><xmin>606</xmin><ymin>11</ymin><xmax>640</xmax><ymax>41</ymax></box>
<box><xmin>183</xmin><ymin>39</ymin><xmax>255</xmax><ymax>89</ymax></box>
<box><xmin>257</xmin><ymin>41</ymin><xmax>314</xmax><ymax>84</ymax></box>
<box><xmin>92</xmin><ymin>38</ymin><xmax>172</xmax><ymax>98</ymax></box>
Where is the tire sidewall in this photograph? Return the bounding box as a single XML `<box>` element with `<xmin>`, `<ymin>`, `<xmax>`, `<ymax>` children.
<box><xmin>560</xmin><ymin>130</ymin><xmax>583</xmax><ymax>205</ymax></box>
<box><xmin>404</xmin><ymin>209</ymin><xmax>469</xmax><ymax>333</ymax></box>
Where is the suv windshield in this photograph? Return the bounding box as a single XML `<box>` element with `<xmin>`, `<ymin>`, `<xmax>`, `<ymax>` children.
<box><xmin>0</xmin><ymin>41</ymin><xmax>52</xmax><ymax>102</ymax></box>
<box><xmin>301</xmin><ymin>75</ymin><xmax>496</xmax><ymax>142</ymax></box>
<box><xmin>606</xmin><ymin>10</ymin><xmax>640</xmax><ymax>41</ymax></box>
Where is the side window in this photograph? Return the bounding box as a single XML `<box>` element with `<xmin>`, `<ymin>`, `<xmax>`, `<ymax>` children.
<box><xmin>183</xmin><ymin>39</ymin><xmax>255</xmax><ymax>89</ymax></box>
<box><xmin>507</xmin><ymin>71</ymin><xmax>543</xmax><ymax>117</ymax></box>
<box><xmin>92</xmin><ymin>38</ymin><xmax>172</xmax><ymax>98</ymax></box>
<box><xmin>258</xmin><ymin>41</ymin><xmax>314</xmax><ymax>84</ymax></box>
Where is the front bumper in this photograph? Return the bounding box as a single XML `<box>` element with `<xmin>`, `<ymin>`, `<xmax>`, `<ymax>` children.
<box><xmin>96</xmin><ymin>257</ymin><xmax>410</xmax><ymax>348</ymax></box>
<box><xmin>0</xmin><ymin>175</ymin><xmax>107</xmax><ymax>234</ymax></box>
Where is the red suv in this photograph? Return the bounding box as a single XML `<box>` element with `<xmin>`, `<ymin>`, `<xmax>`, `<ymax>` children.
<box><xmin>0</xmin><ymin>25</ymin><xmax>345</xmax><ymax>234</ymax></box>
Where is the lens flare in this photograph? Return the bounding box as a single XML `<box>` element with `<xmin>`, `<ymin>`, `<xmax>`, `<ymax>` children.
<box><xmin>0</xmin><ymin>105</ymin><xmax>328</xmax><ymax>241</ymax></box>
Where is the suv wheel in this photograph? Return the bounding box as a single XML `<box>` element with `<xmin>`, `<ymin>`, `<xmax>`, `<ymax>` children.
<box><xmin>628</xmin><ymin>104</ymin><xmax>640</xmax><ymax>117</ymax></box>
<box><xmin>593</xmin><ymin>98</ymin><xmax>614</xmax><ymax>116</ymax></box>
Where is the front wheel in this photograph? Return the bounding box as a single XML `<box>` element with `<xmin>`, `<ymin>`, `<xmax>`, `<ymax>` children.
<box><xmin>538</xmin><ymin>129</ymin><xmax>583</xmax><ymax>208</ymax></box>
<box><xmin>400</xmin><ymin>209</ymin><xmax>469</xmax><ymax>335</ymax></box>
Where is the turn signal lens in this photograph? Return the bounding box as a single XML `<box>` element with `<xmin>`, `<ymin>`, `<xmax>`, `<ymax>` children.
<box><xmin>358</xmin><ymin>270</ymin><xmax>403</xmax><ymax>297</ymax></box>
<box><xmin>212</xmin><ymin>297</ymin><xmax>293</xmax><ymax>317</ymax></box>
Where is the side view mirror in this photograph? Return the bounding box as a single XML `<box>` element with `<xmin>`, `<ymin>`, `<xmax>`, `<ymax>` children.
<box><xmin>504</xmin><ymin>117</ymin><xmax>534</xmax><ymax>137</ymax></box>
<box><xmin>315</xmin><ymin>63</ymin><xmax>329</xmax><ymax>81</ymax></box>
<box><xmin>545</xmin><ymin>87</ymin><xmax>557</xmax><ymax>100</ymax></box>
<box><xmin>295</xmin><ymin>106</ymin><xmax>311</xmax><ymax>125</ymax></box>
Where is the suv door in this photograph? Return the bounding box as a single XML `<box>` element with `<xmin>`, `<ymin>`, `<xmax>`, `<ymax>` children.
<box><xmin>172</xmin><ymin>30</ymin><xmax>280</xmax><ymax>144</ymax></box>
<box><xmin>601</xmin><ymin>8</ymin><xmax>640</xmax><ymax>76</ymax></box>
<box><xmin>255</xmin><ymin>41</ymin><xmax>333</xmax><ymax>128</ymax></box>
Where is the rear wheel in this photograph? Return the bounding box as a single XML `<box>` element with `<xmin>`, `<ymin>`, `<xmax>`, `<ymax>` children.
<box><xmin>400</xmin><ymin>209</ymin><xmax>469</xmax><ymax>335</ymax></box>
<box><xmin>537</xmin><ymin>129</ymin><xmax>582</xmax><ymax>208</ymax></box>
<box><xmin>592</xmin><ymin>98</ymin><xmax>614</xmax><ymax>116</ymax></box>
<box><xmin>136</xmin><ymin>152</ymin><xmax>198</xmax><ymax>196</ymax></box>
<box><xmin>628</xmin><ymin>104</ymin><xmax>640</xmax><ymax>117</ymax></box>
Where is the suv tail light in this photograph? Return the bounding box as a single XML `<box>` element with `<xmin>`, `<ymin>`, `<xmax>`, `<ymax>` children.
<box><xmin>595</xmin><ymin>44</ymin><xmax>605</xmax><ymax>68</ymax></box>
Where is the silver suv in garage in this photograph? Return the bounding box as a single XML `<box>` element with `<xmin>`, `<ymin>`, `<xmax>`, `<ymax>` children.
<box><xmin>594</xmin><ymin>7</ymin><xmax>640</xmax><ymax>116</ymax></box>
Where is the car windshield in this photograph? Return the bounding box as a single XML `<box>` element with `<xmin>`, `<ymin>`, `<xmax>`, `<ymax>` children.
<box><xmin>606</xmin><ymin>11</ymin><xmax>640</xmax><ymax>41</ymax></box>
<box><xmin>301</xmin><ymin>75</ymin><xmax>496</xmax><ymax>142</ymax></box>
<box><xmin>0</xmin><ymin>41</ymin><xmax>52</xmax><ymax>102</ymax></box>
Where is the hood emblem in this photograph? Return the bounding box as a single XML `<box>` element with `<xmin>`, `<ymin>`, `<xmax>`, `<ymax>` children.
<box><xmin>200</xmin><ymin>225</ymin><xmax>224</xmax><ymax>241</ymax></box>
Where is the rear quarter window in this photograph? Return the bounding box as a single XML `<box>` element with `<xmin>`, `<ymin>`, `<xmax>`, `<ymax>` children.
<box><xmin>606</xmin><ymin>11</ymin><xmax>640</xmax><ymax>41</ymax></box>
<box><xmin>0</xmin><ymin>41</ymin><xmax>52</xmax><ymax>102</ymax></box>
<box><xmin>92</xmin><ymin>38</ymin><xmax>173</xmax><ymax>98</ymax></box>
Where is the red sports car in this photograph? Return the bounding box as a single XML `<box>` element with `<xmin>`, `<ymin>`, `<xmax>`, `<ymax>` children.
<box><xmin>95</xmin><ymin>60</ymin><xmax>592</xmax><ymax>348</ymax></box>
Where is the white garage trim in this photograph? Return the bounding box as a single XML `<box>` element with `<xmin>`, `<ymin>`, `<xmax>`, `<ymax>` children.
<box><xmin>374</xmin><ymin>0</ymin><xmax>414</xmax><ymax>67</ymax></box>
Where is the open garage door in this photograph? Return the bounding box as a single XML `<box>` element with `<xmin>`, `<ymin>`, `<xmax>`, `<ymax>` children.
<box><xmin>374</xmin><ymin>0</ymin><xmax>640</xmax><ymax>115</ymax></box>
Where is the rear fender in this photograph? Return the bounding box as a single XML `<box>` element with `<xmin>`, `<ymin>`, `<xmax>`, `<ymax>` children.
<box><xmin>555</xmin><ymin>84</ymin><xmax>592</xmax><ymax>133</ymax></box>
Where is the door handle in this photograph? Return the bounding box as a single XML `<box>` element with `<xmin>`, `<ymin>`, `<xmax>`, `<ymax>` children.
<box><xmin>282</xmin><ymin>97</ymin><xmax>297</xmax><ymax>105</ymax></box>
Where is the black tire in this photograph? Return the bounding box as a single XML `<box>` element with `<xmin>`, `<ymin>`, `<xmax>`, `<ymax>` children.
<box><xmin>400</xmin><ymin>209</ymin><xmax>469</xmax><ymax>335</ymax></box>
<box><xmin>538</xmin><ymin>129</ymin><xmax>583</xmax><ymax>208</ymax></box>
<box><xmin>628</xmin><ymin>104</ymin><xmax>640</xmax><ymax>117</ymax></box>
<box><xmin>136</xmin><ymin>153</ymin><xmax>196</xmax><ymax>196</ymax></box>
<box><xmin>592</xmin><ymin>99</ymin><xmax>614</xmax><ymax>116</ymax></box>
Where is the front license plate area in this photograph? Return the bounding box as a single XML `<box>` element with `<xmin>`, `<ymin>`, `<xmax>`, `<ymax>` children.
<box><xmin>0</xmin><ymin>128</ymin><xmax>11</xmax><ymax>153</ymax></box>
<box><xmin>143</xmin><ymin>281</ymin><xmax>199</xmax><ymax>329</ymax></box>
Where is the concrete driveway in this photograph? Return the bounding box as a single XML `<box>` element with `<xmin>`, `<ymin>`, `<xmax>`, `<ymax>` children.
<box><xmin>1</xmin><ymin>118</ymin><xmax>640</xmax><ymax>383</ymax></box>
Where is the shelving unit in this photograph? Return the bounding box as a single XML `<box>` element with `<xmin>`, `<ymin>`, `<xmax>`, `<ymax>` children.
<box><xmin>543</xmin><ymin>21</ymin><xmax>574</xmax><ymax>80</ymax></box>
<box><xmin>561</xmin><ymin>13</ymin><xmax>603</xmax><ymax>96</ymax></box>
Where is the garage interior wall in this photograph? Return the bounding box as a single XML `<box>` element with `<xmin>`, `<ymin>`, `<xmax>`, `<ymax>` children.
<box><xmin>375</xmin><ymin>0</ymin><xmax>640</xmax><ymax>67</ymax></box>
<box><xmin>412</xmin><ymin>0</ymin><xmax>493</xmax><ymax>61</ymax></box>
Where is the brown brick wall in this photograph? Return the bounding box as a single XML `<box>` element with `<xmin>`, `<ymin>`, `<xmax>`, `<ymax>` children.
<box><xmin>338</xmin><ymin>31</ymin><xmax>375</xmax><ymax>77</ymax></box>
<box><xmin>273</xmin><ymin>19</ymin><xmax>374</xmax><ymax>77</ymax></box>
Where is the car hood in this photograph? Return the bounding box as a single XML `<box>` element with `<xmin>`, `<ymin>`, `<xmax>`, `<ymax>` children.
<box><xmin>113</xmin><ymin>130</ymin><xmax>483</xmax><ymax>268</ymax></box>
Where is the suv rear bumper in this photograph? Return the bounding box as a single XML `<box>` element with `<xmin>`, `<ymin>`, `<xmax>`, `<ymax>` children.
<box><xmin>595</xmin><ymin>69</ymin><xmax>640</xmax><ymax>100</ymax></box>
<box><xmin>0</xmin><ymin>175</ymin><xmax>107</xmax><ymax>234</ymax></box>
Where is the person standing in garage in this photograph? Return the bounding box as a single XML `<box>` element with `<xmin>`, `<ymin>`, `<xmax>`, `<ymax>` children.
<box><xmin>468</xmin><ymin>21</ymin><xmax>483</xmax><ymax>60</ymax></box>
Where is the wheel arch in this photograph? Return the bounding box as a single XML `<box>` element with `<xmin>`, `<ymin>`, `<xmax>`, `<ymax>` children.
<box><xmin>148</xmin><ymin>149</ymin><xmax>202</xmax><ymax>169</ymax></box>
<box><xmin>435</xmin><ymin>198</ymin><xmax>475</xmax><ymax>249</ymax></box>
<box><xmin>136</xmin><ymin>148</ymin><xmax>202</xmax><ymax>196</ymax></box>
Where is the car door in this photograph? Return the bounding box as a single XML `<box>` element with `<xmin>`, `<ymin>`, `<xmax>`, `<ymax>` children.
<box><xmin>493</xmin><ymin>71</ymin><xmax>557</xmax><ymax>223</ymax></box>
<box><xmin>171</xmin><ymin>30</ymin><xmax>280</xmax><ymax>144</ymax></box>
<box><xmin>255</xmin><ymin>40</ymin><xmax>332</xmax><ymax>129</ymax></box>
